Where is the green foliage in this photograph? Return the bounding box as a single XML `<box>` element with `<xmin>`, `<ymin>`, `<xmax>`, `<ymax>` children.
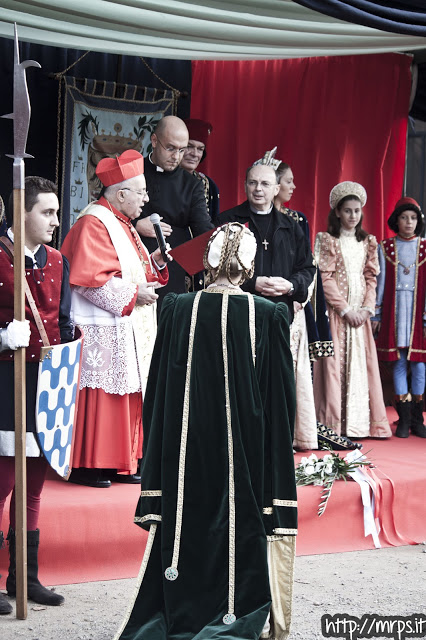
<box><xmin>295</xmin><ymin>447</ymin><xmax>374</xmax><ymax>517</ymax></box>
<box><xmin>78</xmin><ymin>111</ymin><xmax>99</xmax><ymax>150</ymax></box>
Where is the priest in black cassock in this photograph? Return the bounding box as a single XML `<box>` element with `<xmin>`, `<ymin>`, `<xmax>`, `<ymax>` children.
<box><xmin>114</xmin><ymin>223</ymin><xmax>297</xmax><ymax>640</ymax></box>
<box><xmin>135</xmin><ymin>116</ymin><xmax>214</xmax><ymax>311</ymax></box>
<box><xmin>220</xmin><ymin>163</ymin><xmax>315</xmax><ymax>324</ymax></box>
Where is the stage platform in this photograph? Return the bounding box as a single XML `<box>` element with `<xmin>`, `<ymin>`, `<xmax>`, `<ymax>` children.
<box><xmin>1</xmin><ymin>407</ymin><xmax>425</xmax><ymax>588</ymax></box>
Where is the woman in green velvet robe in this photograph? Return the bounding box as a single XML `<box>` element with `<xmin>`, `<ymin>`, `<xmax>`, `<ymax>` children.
<box><xmin>114</xmin><ymin>223</ymin><xmax>297</xmax><ymax>640</ymax></box>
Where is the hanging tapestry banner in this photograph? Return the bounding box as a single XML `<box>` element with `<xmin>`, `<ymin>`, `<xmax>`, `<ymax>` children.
<box><xmin>59</xmin><ymin>76</ymin><xmax>175</xmax><ymax>243</ymax></box>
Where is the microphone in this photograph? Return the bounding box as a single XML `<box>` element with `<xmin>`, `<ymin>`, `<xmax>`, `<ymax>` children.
<box><xmin>150</xmin><ymin>213</ymin><xmax>170</xmax><ymax>262</ymax></box>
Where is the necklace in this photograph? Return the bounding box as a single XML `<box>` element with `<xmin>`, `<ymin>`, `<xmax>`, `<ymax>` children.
<box><xmin>104</xmin><ymin>199</ymin><xmax>149</xmax><ymax>273</ymax></box>
<box><xmin>207</xmin><ymin>282</ymin><xmax>239</xmax><ymax>290</ymax></box>
<box><xmin>396</xmin><ymin>236</ymin><xmax>418</xmax><ymax>274</ymax></box>
<box><xmin>259</xmin><ymin>215</ymin><xmax>273</xmax><ymax>251</ymax></box>
<box><xmin>206</xmin><ymin>283</ymin><xmax>243</xmax><ymax>294</ymax></box>
<box><xmin>398</xmin><ymin>260</ymin><xmax>416</xmax><ymax>275</ymax></box>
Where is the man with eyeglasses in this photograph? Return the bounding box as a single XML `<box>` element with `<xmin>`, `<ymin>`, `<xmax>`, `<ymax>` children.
<box><xmin>221</xmin><ymin>163</ymin><xmax>315</xmax><ymax>323</ymax></box>
<box><xmin>135</xmin><ymin>115</ymin><xmax>214</xmax><ymax>311</ymax></box>
<box><xmin>61</xmin><ymin>150</ymin><xmax>170</xmax><ymax>488</ymax></box>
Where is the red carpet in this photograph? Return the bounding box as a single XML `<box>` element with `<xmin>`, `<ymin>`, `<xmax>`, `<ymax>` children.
<box><xmin>1</xmin><ymin>407</ymin><xmax>425</xmax><ymax>587</ymax></box>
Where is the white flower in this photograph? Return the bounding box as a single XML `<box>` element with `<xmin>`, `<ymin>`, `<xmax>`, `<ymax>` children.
<box><xmin>308</xmin><ymin>453</ymin><xmax>318</xmax><ymax>463</ymax></box>
<box><xmin>300</xmin><ymin>457</ymin><xmax>309</xmax><ymax>465</ymax></box>
<box><xmin>304</xmin><ymin>465</ymin><xmax>315</xmax><ymax>475</ymax></box>
<box><xmin>324</xmin><ymin>463</ymin><xmax>334</xmax><ymax>475</ymax></box>
<box><xmin>322</xmin><ymin>454</ymin><xmax>333</xmax><ymax>463</ymax></box>
<box><xmin>315</xmin><ymin>461</ymin><xmax>324</xmax><ymax>471</ymax></box>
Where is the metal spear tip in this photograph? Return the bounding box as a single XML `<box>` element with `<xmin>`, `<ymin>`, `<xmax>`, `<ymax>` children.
<box><xmin>1</xmin><ymin>23</ymin><xmax>41</xmax><ymax>163</ymax></box>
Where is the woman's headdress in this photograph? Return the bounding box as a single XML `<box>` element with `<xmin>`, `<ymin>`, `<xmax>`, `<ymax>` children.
<box><xmin>204</xmin><ymin>223</ymin><xmax>257</xmax><ymax>285</ymax></box>
<box><xmin>253</xmin><ymin>146</ymin><xmax>281</xmax><ymax>170</ymax></box>
<box><xmin>329</xmin><ymin>181</ymin><xmax>367</xmax><ymax>210</ymax></box>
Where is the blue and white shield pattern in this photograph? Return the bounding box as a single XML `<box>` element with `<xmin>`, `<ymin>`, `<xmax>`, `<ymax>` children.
<box><xmin>35</xmin><ymin>332</ymin><xmax>83</xmax><ymax>479</ymax></box>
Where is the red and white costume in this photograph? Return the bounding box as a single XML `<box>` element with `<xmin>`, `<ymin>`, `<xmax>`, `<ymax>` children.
<box><xmin>61</xmin><ymin>197</ymin><xmax>168</xmax><ymax>473</ymax></box>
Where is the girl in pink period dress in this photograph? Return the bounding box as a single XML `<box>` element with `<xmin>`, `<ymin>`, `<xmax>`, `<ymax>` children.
<box><xmin>313</xmin><ymin>181</ymin><xmax>391</xmax><ymax>439</ymax></box>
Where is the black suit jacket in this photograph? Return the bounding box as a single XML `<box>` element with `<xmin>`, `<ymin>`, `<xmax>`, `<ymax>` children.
<box><xmin>220</xmin><ymin>201</ymin><xmax>316</xmax><ymax>322</ymax></box>
<box><xmin>138</xmin><ymin>159</ymin><xmax>214</xmax><ymax>306</ymax></box>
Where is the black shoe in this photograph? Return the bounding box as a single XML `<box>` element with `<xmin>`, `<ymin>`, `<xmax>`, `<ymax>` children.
<box><xmin>317</xmin><ymin>422</ymin><xmax>362</xmax><ymax>451</ymax></box>
<box><xmin>0</xmin><ymin>591</ymin><xmax>12</xmax><ymax>615</ymax></box>
<box><xmin>110</xmin><ymin>473</ymin><xmax>141</xmax><ymax>484</ymax></box>
<box><xmin>68</xmin><ymin>468</ymin><xmax>111</xmax><ymax>488</ymax></box>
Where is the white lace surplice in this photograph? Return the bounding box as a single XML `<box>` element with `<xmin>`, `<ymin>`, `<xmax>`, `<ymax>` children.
<box><xmin>71</xmin><ymin>204</ymin><xmax>157</xmax><ymax>396</ymax></box>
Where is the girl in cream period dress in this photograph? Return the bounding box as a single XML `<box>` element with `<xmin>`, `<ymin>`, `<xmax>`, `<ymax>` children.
<box><xmin>313</xmin><ymin>182</ymin><xmax>391</xmax><ymax>439</ymax></box>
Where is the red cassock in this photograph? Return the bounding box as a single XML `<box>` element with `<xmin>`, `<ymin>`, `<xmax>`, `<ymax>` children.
<box><xmin>61</xmin><ymin>198</ymin><xmax>168</xmax><ymax>474</ymax></box>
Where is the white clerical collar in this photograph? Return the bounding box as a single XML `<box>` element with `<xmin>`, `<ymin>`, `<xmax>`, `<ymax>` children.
<box><xmin>149</xmin><ymin>153</ymin><xmax>164</xmax><ymax>172</ymax></box>
<box><xmin>7</xmin><ymin>228</ymin><xmax>40</xmax><ymax>266</ymax></box>
<box><xmin>249</xmin><ymin>203</ymin><xmax>273</xmax><ymax>215</ymax></box>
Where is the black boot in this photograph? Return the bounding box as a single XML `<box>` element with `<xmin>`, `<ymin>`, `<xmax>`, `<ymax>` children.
<box><xmin>395</xmin><ymin>398</ymin><xmax>411</xmax><ymax>438</ymax></box>
<box><xmin>411</xmin><ymin>395</ymin><xmax>426</xmax><ymax>438</ymax></box>
<box><xmin>0</xmin><ymin>531</ymin><xmax>12</xmax><ymax>615</ymax></box>
<box><xmin>6</xmin><ymin>528</ymin><xmax>64</xmax><ymax>606</ymax></box>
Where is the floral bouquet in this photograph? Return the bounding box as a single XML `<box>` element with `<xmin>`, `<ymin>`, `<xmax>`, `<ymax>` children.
<box><xmin>295</xmin><ymin>448</ymin><xmax>374</xmax><ymax>516</ymax></box>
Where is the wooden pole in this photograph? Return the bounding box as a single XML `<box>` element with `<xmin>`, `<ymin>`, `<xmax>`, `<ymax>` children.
<box><xmin>2</xmin><ymin>24</ymin><xmax>40</xmax><ymax>618</ymax></box>
<box><xmin>13</xmin><ymin>172</ymin><xmax>27</xmax><ymax>620</ymax></box>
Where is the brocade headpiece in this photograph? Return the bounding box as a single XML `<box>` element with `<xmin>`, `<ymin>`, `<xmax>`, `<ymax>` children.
<box><xmin>329</xmin><ymin>181</ymin><xmax>367</xmax><ymax>210</ymax></box>
<box><xmin>253</xmin><ymin>147</ymin><xmax>281</xmax><ymax>171</ymax></box>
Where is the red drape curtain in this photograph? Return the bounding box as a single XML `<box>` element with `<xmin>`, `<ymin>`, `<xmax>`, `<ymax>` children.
<box><xmin>190</xmin><ymin>54</ymin><xmax>412</xmax><ymax>244</ymax></box>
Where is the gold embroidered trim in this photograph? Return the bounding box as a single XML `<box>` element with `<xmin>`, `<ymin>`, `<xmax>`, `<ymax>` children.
<box><xmin>281</xmin><ymin>206</ymin><xmax>303</xmax><ymax>224</ymax></box>
<box><xmin>205</xmin><ymin>286</ymin><xmax>245</xmax><ymax>295</ymax></box>
<box><xmin>383</xmin><ymin>237</ymin><xmax>426</xmax><ymax>268</ymax></box>
<box><xmin>140</xmin><ymin>490</ymin><xmax>162</xmax><ymax>497</ymax></box>
<box><xmin>247</xmin><ymin>293</ymin><xmax>256</xmax><ymax>366</ymax></box>
<box><xmin>112</xmin><ymin>523</ymin><xmax>158</xmax><ymax>640</ymax></box>
<box><xmin>222</xmin><ymin>290</ymin><xmax>236</xmax><ymax>619</ymax></box>
<box><xmin>408</xmin><ymin>239</ymin><xmax>421</xmax><ymax>360</ymax></box>
<box><xmin>273</xmin><ymin>499</ymin><xmax>298</xmax><ymax>508</ymax></box>
<box><xmin>134</xmin><ymin>514</ymin><xmax>162</xmax><ymax>523</ymax></box>
<box><xmin>263</xmin><ymin>507</ymin><xmax>273</xmax><ymax>515</ymax></box>
<box><xmin>273</xmin><ymin>528</ymin><xmax>298</xmax><ymax>535</ymax></box>
<box><xmin>309</xmin><ymin>340</ymin><xmax>334</xmax><ymax>360</ymax></box>
<box><xmin>169</xmin><ymin>290</ymin><xmax>202</xmax><ymax>573</ymax></box>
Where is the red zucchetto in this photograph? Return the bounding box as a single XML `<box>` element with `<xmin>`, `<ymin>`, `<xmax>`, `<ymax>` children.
<box><xmin>96</xmin><ymin>150</ymin><xmax>144</xmax><ymax>187</ymax></box>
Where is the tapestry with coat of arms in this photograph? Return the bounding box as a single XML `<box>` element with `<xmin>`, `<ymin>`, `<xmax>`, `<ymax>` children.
<box><xmin>59</xmin><ymin>76</ymin><xmax>175</xmax><ymax>244</ymax></box>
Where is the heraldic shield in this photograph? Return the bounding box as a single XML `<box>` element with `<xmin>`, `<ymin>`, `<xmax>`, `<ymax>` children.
<box><xmin>35</xmin><ymin>328</ymin><xmax>84</xmax><ymax>480</ymax></box>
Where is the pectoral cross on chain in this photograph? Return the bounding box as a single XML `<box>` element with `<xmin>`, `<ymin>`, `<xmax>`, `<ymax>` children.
<box><xmin>262</xmin><ymin>239</ymin><xmax>269</xmax><ymax>251</ymax></box>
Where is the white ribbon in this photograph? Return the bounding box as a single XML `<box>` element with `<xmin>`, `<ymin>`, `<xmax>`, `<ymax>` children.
<box><xmin>346</xmin><ymin>450</ymin><xmax>381</xmax><ymax>548</ymax></box>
